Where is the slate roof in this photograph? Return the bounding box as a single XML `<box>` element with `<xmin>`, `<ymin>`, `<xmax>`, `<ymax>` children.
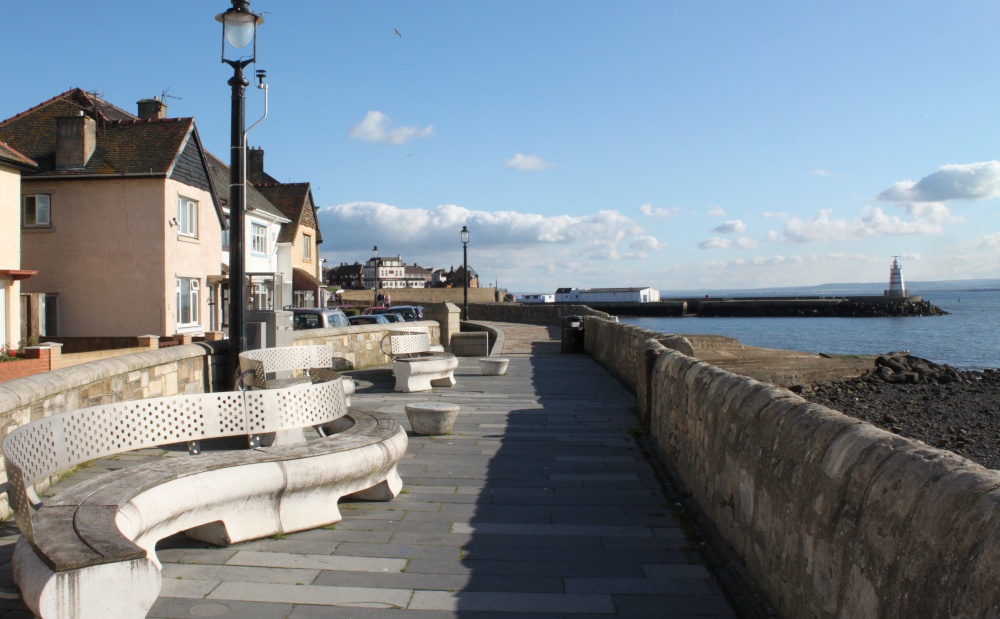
<box><xmin>0</xmin><ymin>88</ymin><xmax>185</xmax><ymax>176</ymax></box>
<box><xmin>0</xmin><ymin>140</ymin><xmax>37</xmax><ymax>170</ymax></box>
<box><xmin>0</xmin><ymin>88</ymin><xmax>225</xmax><ymax>225</ymax></box>
<box><xmin>253</xmin><ymin>182</ymin><xmax>323</xmax><ymax>245</ymax></box>
<box><xmin>205</xmin><ymin>151</ymin><xmax>288</xmax><ymax>222</ymax></box>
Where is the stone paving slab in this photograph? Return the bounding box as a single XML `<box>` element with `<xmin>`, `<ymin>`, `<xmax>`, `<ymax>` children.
<box><xmin>0</xmin><ymin>322</ymin><xmax>739</xmax><ymax>618</ymax></box>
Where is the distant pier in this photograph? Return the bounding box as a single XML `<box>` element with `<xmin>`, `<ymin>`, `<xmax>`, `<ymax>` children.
<box><xmin>578</xmin><ymin>295</ymin><xmax>948</xmax><ymax>318</ymax></box>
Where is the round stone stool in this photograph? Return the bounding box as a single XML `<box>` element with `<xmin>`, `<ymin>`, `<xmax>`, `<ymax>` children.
<box><xmin>404</xmin><ymin>402</ymin><xmax>461</xmax><ymax>435</ymax></box>
<box><xmin>479</xmin><ymin>358</ymin><xmax>510</xmax><ymax>376</ymax></box>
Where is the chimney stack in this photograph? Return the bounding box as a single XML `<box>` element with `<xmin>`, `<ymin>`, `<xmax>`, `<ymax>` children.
<box><xmin>56</xmin><ymin>112</ymin><xmax>96</xmax><ymax>169</ymax></box>
<box><xmin>137</xmin><ymin>97</ymin><xmax>168</xmax><ymax>120</ymax></box>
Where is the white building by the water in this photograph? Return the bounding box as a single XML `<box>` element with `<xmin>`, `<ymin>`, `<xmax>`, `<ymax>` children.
<box><xmin>555</xmin><ymin>287</ymin><xmax>661</xmax><ymax>303</ymax></box>
<box><xmin>884</xmin><ymin>256</ymin><xmax>908</xmax><ymax>298</ymax></box>
<box><xmin>520</xmin><ymin>293</ymin><xmax>555</xmax><ymax>304</ymax></box>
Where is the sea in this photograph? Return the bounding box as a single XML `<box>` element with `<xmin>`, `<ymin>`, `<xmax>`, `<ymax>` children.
<box><xmin>620</xmin><ymin>289</ymin><xmax>1000</xmax><ymax>370</ymax></box>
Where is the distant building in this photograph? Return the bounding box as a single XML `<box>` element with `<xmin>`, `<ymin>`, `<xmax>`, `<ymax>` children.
<box><xmin>520</xmin><ymin>294</ymin><xmax>554</xmax><ymax>304</ymax></box>
<box><xmin>555</xmin><ymin>287</ymin><xmax>660</xmax><ymax>303</ymax></box>
<box><xmin>884</xmin><ymin>257</ymin><xmax>908</xmax><ymax>298</ymax></box>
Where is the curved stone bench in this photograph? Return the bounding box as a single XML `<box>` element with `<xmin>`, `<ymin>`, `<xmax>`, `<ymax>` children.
<box><xmin>381</xmin><ymin>333</ymin><xmax>458</xmax><ymax>393</ymax></box>
<box><xmin>239</xmin><ymin>344</ymin><xmax>356</xmax><ymax>404</ymax></box>
<box><xmin>2</xmin><ymin>378</ymin><xmax>406</xmax><ymax>619</ymax></box>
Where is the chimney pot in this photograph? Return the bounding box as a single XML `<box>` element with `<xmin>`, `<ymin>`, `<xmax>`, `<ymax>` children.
<box><xmin>137</xmin><ymin>98</ymin><xmax>168</xmax><ymax>120</ymax></box>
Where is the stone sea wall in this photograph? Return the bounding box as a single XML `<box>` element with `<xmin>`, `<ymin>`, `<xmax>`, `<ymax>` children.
<box><xmin>583</xmin><ymin>312</ymin><xmax>1000</xmax><ymax>618</ymax></box>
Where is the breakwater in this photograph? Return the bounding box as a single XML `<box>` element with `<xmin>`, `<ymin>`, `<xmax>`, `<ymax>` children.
<box><xmin>575</xmin><ymin>295</ymin><xmax>947</xmax><ymax>318</ymax></box>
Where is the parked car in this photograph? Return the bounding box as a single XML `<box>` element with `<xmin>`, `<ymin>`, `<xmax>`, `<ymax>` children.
<box><xmin>379</xmin><ymin>312</ymin><xmax>406</xmax><ymax>323</ymax></box>
<box><xmin>370</xmin><ymin>305</ymin><xmax>423</xmax><ymax>321</ymax></box>
<box><xmin>291</xmin><ymin>308</ymin><xmax>349</xmax><ymax>330</ymax></box>
<box><xmin>348</xmin><ymin>314</ymin><xmax>390</xmax><ymax>326</ymax></box>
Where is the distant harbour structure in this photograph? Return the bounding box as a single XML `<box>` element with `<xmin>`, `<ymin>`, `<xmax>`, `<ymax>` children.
<box><xmin>884</xmin><ymin>256</ymin><xmax>908</xmax><ymax>298</ymax></box>
<box><xmin>520</xmin><ymin>293</ymin><xmax>555</xmax><ymax>304</ymax></box>
<box><xmin>554</xmin><ymin>287</ymin><xmax>661</xmax><ymax>304</ymax></box>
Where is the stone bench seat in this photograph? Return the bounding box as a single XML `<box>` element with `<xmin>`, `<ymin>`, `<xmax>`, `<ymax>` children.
<box><xmin>381</xmin><ymin>333</ymin><xmax>458</xmax><ymax>393</ymax></box>
<box><xmin>2</xmin><ymin>378</ymin><xmax>407</xmax><ymax>619</ymax></box>
<box><xmin>239</xmin><ymin>344</ymin><xmax>355</xmax><ymax>404</ymax></box>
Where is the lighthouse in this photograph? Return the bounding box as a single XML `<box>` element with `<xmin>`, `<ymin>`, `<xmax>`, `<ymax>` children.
<box><xmin>884</xmin><ymin>256</ymin><xmax>907</xmax><ymax>298</ymax></box>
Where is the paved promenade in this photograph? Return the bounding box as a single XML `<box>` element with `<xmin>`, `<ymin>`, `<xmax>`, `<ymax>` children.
<box><xmin>0</xmin><ymin>322</ymin><xmax>738</xmax><ymax>618</ymax></box>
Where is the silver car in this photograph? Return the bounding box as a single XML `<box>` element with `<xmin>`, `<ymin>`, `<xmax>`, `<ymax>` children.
<box><xmin>291</xmin><ymin>308</ymin><xmax>350</xmax><ymax>330</ymax></box>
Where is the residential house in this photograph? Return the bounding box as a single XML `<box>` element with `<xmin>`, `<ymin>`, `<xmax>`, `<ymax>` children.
<box><xmin>327</xmin><ymin>262</ymin><xmax>365</xmax><ymax>290</ymax></box>
<box><xmin>403</xmin><ymin>263</ymin><xmax>432</xmax><ymax>288</ymax></box>
<box><xmin>365</xmin><ymin>254</ymin><xmax>408</xmax><ymax>291</ymax></box>
<box><xmin>0</xmin><ymin>89</ymin><xmax>225</xmax><ymax>338</ymax></box>
<box><xmin>0</xmin><ymin>141</ymin><xmax>37</xmax><ymax>349</ymax></box>
<box><xmin>246</xmin><ymin>148</ymin><xmax>324</xmax><ymax>307</ymax></box>
<box><xmin>205</xmin><ymin>151</ymin><xmax>289</xmax><ymax>327</ymax></box>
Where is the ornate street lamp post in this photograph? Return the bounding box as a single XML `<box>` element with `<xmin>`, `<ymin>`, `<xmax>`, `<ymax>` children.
<box><xmin>217</xmin><ymin>0</ymin><xmax>263</xmax><ymax>384</ymax></box>
<box><xmin>461</xmin><ymin>226</ymin><xmax>470</xmax><ymax>320</ymax></box>
<box><xmin>372</xmin><ymin>245</ymin><xmax>380</xmax><ymax>306</ymax></box>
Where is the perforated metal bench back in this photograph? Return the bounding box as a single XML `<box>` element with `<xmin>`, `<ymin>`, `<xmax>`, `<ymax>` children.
<box><xmin>239</xmin><ymin>345</ymin><xmax>334</xmax><ymax>388</ymax></box>
<box><xmin>390</xmin><ymin>333</ymin><xmax>431</xmax><ymax>356</ymax></box>
<box><xmin>2</xmin><ymin>378</ymin><xmax>347</xmax><ymax>544</ymax></box>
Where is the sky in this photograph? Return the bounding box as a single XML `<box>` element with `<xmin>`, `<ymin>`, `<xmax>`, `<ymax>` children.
<box><xmin>5</xmin><ymin>1</ymin><xmax>1000</xmax><ymax>294</ymax></box>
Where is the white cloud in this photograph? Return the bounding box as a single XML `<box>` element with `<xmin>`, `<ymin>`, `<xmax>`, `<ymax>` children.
<box><xmin>713</xmin><ymin>220</ymin><xmax>746</xmax><ymax>234</ymax></box>
<box><xmin>979</xmin><ymin>233</ymin><xmax>1000</xmax><ymax>249</ymax></box>
<box><xmin>638</xmin><ymin>203</ymin><xmax>679</xmax><ymax>218</ymax></box>
<box><xmin>698</xmin><ymin>236</ymin><xmax>757</xmax><ymax>250</ymax></box>
<box><xmin>812</xmin><ymin>169</ymin><xmax>846</xmax><ymax>178</ymax></box>
<box><xmin>779</xmin><ymin>205</ymin><xmax>947</xmax><ymax>243</ymax></box>
<box><xmin>699</xmin><ymin>237</ymin><xmax>730</xmax><ymax>250</ymax></box>
<box><xmin>707</xmin><ymin>205</ymin><xmax>726</xmax><ymax>217</ymax></box>
<box><xmin>348</xmin><ymin>110</ymin><xmax>433</xmax><ymax>145</ymax></box>
<box><xmin>762</xmin><ymin>211</ymin><xmax>789</xmax><ymax>219</ymax></box>
<box><xmin>504</xmin><ymin>154</ymin><xmax>555</xmax><ymax>172</ymax></box>
<box><xmin>877</xmin><ymin>161</ymin><xmax>1000</xmax><ymax>203</ymax></box>
<box><xmin>316</xmin><ymin>202</ymin><xmax>663</xmax><ymax>263</ymax></box>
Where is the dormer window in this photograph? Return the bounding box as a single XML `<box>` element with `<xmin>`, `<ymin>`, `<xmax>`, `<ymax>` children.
<box><xmin>23</xmin><ymin>195</ymin><xmax>51</xmax><ymax>228</ymax></box>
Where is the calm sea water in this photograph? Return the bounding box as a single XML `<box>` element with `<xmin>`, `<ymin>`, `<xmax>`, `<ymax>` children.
<box><xmin>621</xmin><ymin>290</ymin><xmax>1000</xmax><ymax>370</ymax></box>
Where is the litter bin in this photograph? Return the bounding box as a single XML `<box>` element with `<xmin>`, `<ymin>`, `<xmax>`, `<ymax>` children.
<box><xmin>561</xmin><ymin>315</ymin><xmax>585</xmax><ymax>354</ymax></box>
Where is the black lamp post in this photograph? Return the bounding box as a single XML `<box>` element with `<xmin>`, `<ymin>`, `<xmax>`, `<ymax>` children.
<box><xmin>461</xmin><ymin>226</ymin><xmax>470</xmax><ymax>320</ymax></box>
<box><xmin>372</xmin><ymin>245</ymin><xmax>380</xmax><ymax>305</ymax></box>
<box><xmin>217</xmin><ymin>0</ymin><xmax>264</xmax><ymax>384</ymax></box>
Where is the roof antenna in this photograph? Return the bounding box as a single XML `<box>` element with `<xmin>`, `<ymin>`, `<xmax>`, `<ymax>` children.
<box><xmin>160</xmin><ymin>88</ymin><xmax>182</xmax><ymax>102</ymax></box>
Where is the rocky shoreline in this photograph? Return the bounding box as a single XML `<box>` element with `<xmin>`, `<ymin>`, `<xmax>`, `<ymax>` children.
<box><xmin>794</xmin><ymin>354</ymin><xmax>1000</xmax><ymax>470</ymax></box>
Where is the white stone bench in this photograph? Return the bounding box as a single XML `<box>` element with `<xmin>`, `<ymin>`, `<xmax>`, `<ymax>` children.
<box><xmin>1</xmin><ymin>378</ymin><xmax>407</xmax><ymax>619</ymax></box>
<box><xmin>381</xmin><ymin>333</ymin><xmax>458</xmax><ymax>393</ymax></box>
<box><xmin>239</xmin><ymin>344</ymin><xmax>355</xmax><ymax>404</ymax></box>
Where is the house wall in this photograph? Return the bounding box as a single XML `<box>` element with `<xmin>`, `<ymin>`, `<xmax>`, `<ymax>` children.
<box><xmin>291</xmin><ymin>225</ymin><xmax>321</xmax><ymax>281</ymax></box>
<box><xmin>19</xmin><ymin>177</ymin><xmax>218</xmax><ymax>338</ymax></box>
<box><xmin>0</xmin><ymin>164</ymin><xmax>22</xmax><ymax>349</ymax></box>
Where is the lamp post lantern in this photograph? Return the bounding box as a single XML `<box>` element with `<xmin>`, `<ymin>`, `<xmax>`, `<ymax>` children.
<box><xmin>372</xmin><ymin>245</ymin><xmax>380</xmax><ymax>306</ymax></box>
<box><xmin>217</xmin><ymin>0</ymin><xmax>264</xmax><ymax>385</ymax></box>
<box><xmin>460</xmin><ymin>226</ymin><xmax>469</xmax><ymax>320</ymax></box>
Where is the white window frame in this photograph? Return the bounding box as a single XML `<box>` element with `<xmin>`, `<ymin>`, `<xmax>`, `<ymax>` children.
<box><xmin>221</xmin><ymin>215</ymin><xmax>230</xmax><ymax>249</ymax></box>
<box><xmin>178</xmin><ymin>196</ymin><xmax>198</xmax><ymax>238</ymax></box>
<box><xmin>176</xmin><ymin>278</ymin><xmax>201</xmax><ymax>326</ymax></box>
<box><xmin>302</xmin><ymin>234</ymin><xmax>312</xmax><ymax>260</ymax></box>
<box><xmin>0</xmin><ymin>281</ymin><xmax>6</xmax><ymax>349</ymax></box>
<box><xmin>23</xmin><ymin>194</ymin><xmax>51</xmax><ymax>228</ymax></box>
<box><xmin>251</xmin><ymin>223</ymin><xmax>267</xmax><ymax>255</ymax></box>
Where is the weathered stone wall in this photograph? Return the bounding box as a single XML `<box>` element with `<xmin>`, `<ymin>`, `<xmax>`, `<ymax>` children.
<box><xmin>469</xmin><ymin>302</ymin><xmax>608</xmax><ymax>325</ymax></box>
<box><xmin>292</xmin><ymin>321</ymin><xmax>441</xmax><ymax>368</ymax></box>
<box><xmin>581</xmin><ymin>314</ymin><xmax>1000</xmax><ymax>617</ymax></box>
<box><xmin>0</xmin><ymin>341</ymin><xmax>228</xmax><ymax>516</ymax></box>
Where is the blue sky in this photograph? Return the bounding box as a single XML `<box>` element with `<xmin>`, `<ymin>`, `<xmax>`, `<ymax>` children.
<box><xmin>6</xmin><ymin>1</ymin><xmax>1000</xmax><ymax>293</ymax></box>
